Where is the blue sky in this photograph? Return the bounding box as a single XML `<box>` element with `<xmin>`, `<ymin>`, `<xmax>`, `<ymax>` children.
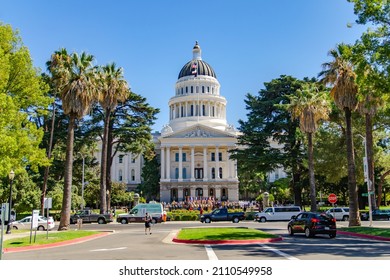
<box><xmin>1</xmin><ymin>0</ymin><xmax>367</xmax><ymax>132</ymax></box>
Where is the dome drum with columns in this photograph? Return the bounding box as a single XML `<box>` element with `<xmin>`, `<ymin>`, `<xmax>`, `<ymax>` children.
<box><xmin>159</xmin><ymin>42</ymin><xmax>240</xmax><ymax>203</ymax></box>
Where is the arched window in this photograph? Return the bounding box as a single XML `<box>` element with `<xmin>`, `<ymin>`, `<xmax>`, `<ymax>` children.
<box><xmin>175</xmin><ymin>168</ymin><xmax>179</xmax><ymax>179</ymax></box>
<box><xmin>182</xmin><ymin>167</ymin><xmax>187</xmax><ymax>179</ymax></box>
<box><xmin>131</xmin><ymin>169</ymin><xmax>135</xmax><ymax>181</ymax></box>
<box><xmin>211</xmin><ymin>167</ymin><xmax>215</xmax><ymax>179</ymax></box>
<box><xmin>219</xmin><ymin>167</ymin><xmax>223</xmax><ymax>179</ymax></box>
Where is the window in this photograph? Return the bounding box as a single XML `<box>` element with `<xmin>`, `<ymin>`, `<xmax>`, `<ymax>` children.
<box><xmin>219</xmin><ymin>167</ymin><xmax>223</xmax><ymax>179</ymax></box>
<box><xmin>191</xmin><ymin>86</ymin><xmax>193</xmax><ymax>93</ymax></box>
<box><xmin>186</xmin><ymin>86</ymin><xmax>188</xmax><ymax>93</ymax></box>
<box><xmin>211</xmin><ymin>152</ymin><xmax>215</xmax><ymax>161</ymax></box>
<box><xmin>202</xmin><ymin>86</ymin><xmax>205</xmax><ymax>93</ymax></box>
<box><xmin>211</xmin><ymin>167</ymin><xmax>215</xmax><ymax>179</ymax></box>
<box><xmin>175</xmin><ymin>153</ymin><xmax>179</xmax><ymax>162</ymax></box>
<box><xmin>182</xmin><ymin>153</ymin><xmax>186</xmax><ymax>162</ymax></box>
<box><xmin>202</xmin><ymin>104</ymin><xmax>206</xmax><ymax>116</ymax></box>
<box><xmin>190</xmin><ymin>105</ymin><xmax>194</xmax><ymax>116</ymax></box>
<box><xmin>118</xmin><ymin>155</ymin><xmax>124</xmax><ymax>163</ymax></box>
<box><xmin>175</xmin><ymin>168</ymin><xmax>179</xmax><ymax>179</ymax></box>
<box><xmin>131</xmin><ymin>169</ymin><xmax>135</xmax><ymax>181</ymax></box>
<box><xmin>218</xmin><ymin>152</ymin><xmax>222</xmax><ymax>161</ymax></box>
<box><xmin>183</xmin><ymin>168</ymin><xmax>187</xmax><ymax>179</ymax></box>
<box><xmin>131</xmin><ymin>157</ymin><xmax>136</xmax><ymax>163</ymax></box>
<box><xmin>119</xmin><ymin>170</ymin><xmax>123</xmax><ymax>181</ymax></box>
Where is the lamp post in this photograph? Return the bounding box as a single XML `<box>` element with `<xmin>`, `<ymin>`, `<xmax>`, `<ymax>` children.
<box><xmin>6</xmin><ymin>170</ymin><xmax>15</xmax><ymax>234</ymax></box>
<box><xmin>106</xmin><ymin>190</ymin><xmax>110</xmax><ymax>214</ymax></box>
<box><xmin>358</xmin><ymin>134</ymin><xmax>373</xmax><ymax>226</ymax></box>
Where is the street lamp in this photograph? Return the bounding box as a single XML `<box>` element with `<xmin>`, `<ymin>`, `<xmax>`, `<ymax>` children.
<box><xmin>358</xmin><ymin>134</ymin><xmax>373</xmax><ymax>226</ymax></box>
<box><xmin>106</xmin><ymin>190</ymin><xmax>110</xmax><ymax>214</ymax></box>
<box><xmin>6</xmin><ymin>170</ymin><xmax>15</xmax><ymax>234</ymax></box>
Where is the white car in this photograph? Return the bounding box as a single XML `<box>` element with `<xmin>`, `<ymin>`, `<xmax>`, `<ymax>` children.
<box><xmin>10</xmin><ymin>215</ymin><xmax>55</xmax><ymax>230</ymax></box>
<box><xmin>326</xmin><ymin>207</ymin><xmax>349</xmax><ymax>221</ymax></box>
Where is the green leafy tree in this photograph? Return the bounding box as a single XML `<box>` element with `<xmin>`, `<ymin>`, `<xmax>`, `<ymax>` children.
<box><xmin>319</xmin><ymin>43</ymin><xmax>361</xmax><ymax>226</ymax></box>
<box><xmin>138</xmin><ymin>157</ymin><xmax>160</xmax><ymax>201</ymax></box>
<box><xmin>285</xmin><ymin>83</ymin><xmax>330</xmax><ymax>211</ymax></box>
<box><xmin>0</xmin><ymin>23</ymin><xmax>50</xmax><ymax>203</ymax></box>
<box><xmin>231</xmin><ymin>75</ymin><xmax>306</xmax><ymax>206</ymax></box>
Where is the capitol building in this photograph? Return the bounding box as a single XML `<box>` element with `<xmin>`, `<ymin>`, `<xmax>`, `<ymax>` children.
<box><xmin>103</xmin><ymin>42</ymin><xmax>285</xmax><ymax>203</ymax></box>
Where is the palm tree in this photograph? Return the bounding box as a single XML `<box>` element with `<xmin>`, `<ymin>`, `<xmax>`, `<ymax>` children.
<box><xmin>319</xmin><ymin>43</ymin><xmax>361</xmax><ymax>226</ymax></box>
<box><xmin>49</xmin><ymin>50</ymin><xmax>97</xmax><ymax>230</ymax></box>
<box><xmin>286</xmin><ymin>83</ymin><xmax>330</xmax><ymax>212</ymax></box>
<box><xmin>96</xmin><ymin>63</ymin><xmax>129</xmax><ymax>214</ymax></box>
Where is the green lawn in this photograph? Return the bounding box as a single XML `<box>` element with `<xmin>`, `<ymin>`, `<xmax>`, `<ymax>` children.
<box><xmin>176</xmin><ymin>227</ymin><xmax>278</xmax><ymax>241</ymax></box>
<box><xmin>339</xmin><ymin>227</ymin><xmax>390</xmax><ymax>238</ymax></box>
<box><xmin>3</xmin><ymin>230</ymin><xmax>100</xmax><ymax>248</ymax></box>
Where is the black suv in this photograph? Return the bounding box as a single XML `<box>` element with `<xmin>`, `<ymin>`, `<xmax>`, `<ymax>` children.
<box><xmin>288</xmin><ymin>212</ymin><xmax>337</xmax><ymax>238</ymax></box>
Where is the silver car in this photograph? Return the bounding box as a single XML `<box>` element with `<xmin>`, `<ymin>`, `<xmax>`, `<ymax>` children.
<box><xmin>10</xmin><ymin>215</ymin><xmax>55</xmax><ymax>231</ymax></box>
<box><xmin>326</xmin><ymin>207</ymin><xmax>349</xmax><ymax>221</ymax></box>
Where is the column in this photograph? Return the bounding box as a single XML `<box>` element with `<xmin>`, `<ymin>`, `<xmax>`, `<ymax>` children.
<box><xmin>191</xmin><ymin>146</ymin><xmax>195</xmax><ymax>181</ymax></box>
<box><xmin>178</xmin><ymin>188</ymin><xmax>183</xmax><ymax>202</ymax></box>
<box><xmin>216</xmin><ymin>146</ymin><xmax>220</xmax><ymax>179</ymax></box>
<box><xmin>160</xmin><ymin>147</ymin><xmax>165</xmax><ymax>180</ymax></box>
<box><xmin>203</xmin><ymin>146</ymin><xmax>208</xmax><ymax>180</ymax></box>
<box><xmin>215</xmin><ymin>187</ymin><xmax>221</xmax><ymax>201</ymax></box>
<box><xmin>166</xmin><ymin>146</ymin><xmax>171</xmax><ymax>179</ymax></box>
<box><xmin>178</xmin><ymin>146</ymin><xmax>183</xmax><ymax>181</ymax></box>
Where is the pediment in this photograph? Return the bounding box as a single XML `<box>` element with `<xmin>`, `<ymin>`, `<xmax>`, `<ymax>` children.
<box><xmin>161</xmin><ymin>124</ymin><xmax>236</xmax><ymax>139</ymax></box>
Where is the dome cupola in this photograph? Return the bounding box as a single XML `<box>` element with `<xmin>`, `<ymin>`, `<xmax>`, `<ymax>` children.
<box><xmin>178</xmin><ymin>41</ymin><xmax>216</xmax><ymax>79</ymax></box>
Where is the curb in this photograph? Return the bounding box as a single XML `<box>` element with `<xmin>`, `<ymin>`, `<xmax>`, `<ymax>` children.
<box><xmin>172</xmin><ymin>236</ymin><xmax>283</xmax><ymax>245</ymax></box>
<box><xmin>337</xmin><ymin>230</ymin><xmax>390</xmax><ymax>242</ymax></box>
<box><xmin>4</xmin><ymin>232</ymin><xmax>111</xmax><ymax>253</ymax></box>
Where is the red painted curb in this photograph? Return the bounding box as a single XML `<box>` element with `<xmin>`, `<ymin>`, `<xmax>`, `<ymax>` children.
<box><xmin>337</xmin><ymin>230</ymin><xmax>390</xmax><ymax>241</ymax></box>
<box><xmin>172</xmin><ymin>236</ymin><xmax>283</xmax><ymax>245</ymax></box>
<box><xmin>4</xmin><ymin>232</ymin><xmax>111</xmax><ymax>253</ymax></box>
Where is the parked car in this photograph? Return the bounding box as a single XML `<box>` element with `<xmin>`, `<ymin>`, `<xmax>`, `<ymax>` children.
<box><xmin>0</xmin><ymin>209</ymin><xmax>16</xmax><ymax>225</ymax></box>
<box><xmin>10</xmin><ymin>215</ymin><xmax>55</xmax><ymax>231</ymax></box>
<box><xmin>255</xmin><ymin>206</ymin><xmax>301</xmax><ymax>222</ymax></box>
<box><xmin>287</xmin><ymin>212</ymin><xmax>337</xmax><ymax>238</ymax></box>
<box><xmin>361</xmin><ymin>209</ymin><xmax>390</xmax><ymax>221</ymax></box>
<box><xmin>200</xmin><ymin>208</ymin><xmax>245</xmax><ymax>223</ymax></box>
<box><xmin>116</xmin><ymin>203</ymin><xmax>164</xmax><ymax>224</ymax></box>
<box><xmin>70</xmin><ymin>209</ymin><xmax>113</xmax><ymax>224</ymax></box>
<box><xmin>325</xmin><ymin>207</ymin><xmax>349</xmax><ymax>221</ymax></box>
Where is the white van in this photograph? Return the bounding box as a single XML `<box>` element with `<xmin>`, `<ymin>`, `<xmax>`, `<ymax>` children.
<box><xmin>255</xmin><ymin>206</ymin><xmax>301</xmax><ymax>222</ymax></box>
<box><xmin>116</xmin><ymin>202</ymin><xmax>164</xmax><ymax>224</ymax></box>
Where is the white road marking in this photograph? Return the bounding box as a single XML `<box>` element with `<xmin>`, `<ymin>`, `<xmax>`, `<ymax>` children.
<box><xmin>205</xmin><ymin>245</ymin><xmax>219</xmax><ymax>260</ymax></box>
<box><xmin>258</xmin><ymin>244</ymin><xmax>299</xmax><ymax>260</ymax></box>
<box><xmin>90</xmin><ymin>247</ymin><xmax>127</xmax><ymax>252</ymax></box>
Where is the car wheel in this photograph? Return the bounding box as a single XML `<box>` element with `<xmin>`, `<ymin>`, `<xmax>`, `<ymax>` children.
<box><xmin>97</xmin><ymin>218</ymin><xmax>105</xmax><ymax>224</ymax></box>
<box><xmin>329</xmin><ymin>233</ymin><xmax>336</xmax><ymax>238</ymax></box>
<box><xmin>288</xmin><ymin>226</ymin><xmax>294</xmax><ymax>236</ymax></box>
<box><xmin>37</xmin><ymin>225</ymin><xmax>45</xmax><ymax>231</ymax></box>
<box><xmin>12</xmin><ymin>226</ymin><xmax>18</xmax><ymax>230</ymax></box>
<box><xmin>120</xmin><ymin>218</ymin><xmax>128</xmax><ymax>224</ymax></box>
<box><xmin>205</xmin><ymin>218</ymin><xmax>211</xmax><ymax>223</ymax></box>
<box><xmin>260</xmin><ymin>217</ymin><xmax>267</xmax><ymax>223</ymax></box>
<box><xmin>305</xmin><ymin>227</ymin><xmax>313</xmax><ymax>238</ymax></box>
<box><xmin>342</xmin><ymin>216</ymin><xmax>349</xmax><ymax>221</ymax></box>
<box><xmin>233</xmin><ymin>217</ymin><xmax>239</xmax><ymax>223</ymax></box>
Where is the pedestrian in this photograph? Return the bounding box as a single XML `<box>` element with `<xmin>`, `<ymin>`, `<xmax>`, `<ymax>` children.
<box><xmin>144</xmin><ymin>212</ymin><xmax>152</xmax><ymax>235</ymax></box>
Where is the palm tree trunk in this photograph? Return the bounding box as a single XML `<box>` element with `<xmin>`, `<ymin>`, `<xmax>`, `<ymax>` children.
<box><xmin>58</xmin><ymin>115</ymin><xmax>75</xmax><ymax>230</ymax></box>
<box><xmin>307</xmin><ymin>132</ymin><xmax>317</xmax><ymax>212</ymax></box>
<box><xmin>365</xmin><ymin>113</ymin><xmax>376</xmax><ymax>209</ymax></box>
<box><xmin>106</xmin><ymin>126</ymin><xmax>114</xmax><ymax>211</ymax></box>
<box><xmin>345</xmin><ymin>108</ymin><xmax>361</xmax><ymax>226</ymax></box>
<box><xmin>99</xmin><ymin>109</ymin><xmax>111</xmax><ymax>214</ymax></box>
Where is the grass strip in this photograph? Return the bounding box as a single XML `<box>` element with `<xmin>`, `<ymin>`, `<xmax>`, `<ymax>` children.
<box><xmin>339</xmin><ymin>227</ymin><xmax>390</xmax><ymax>238</ymax></box>
<box><xmin>176</xmin><ymin>227</ymin><xmax>277</xmax><ymax>241</ymax></box>
<box><xmin>3</xmin><ymin>230</ymin><xmax>100</xmax><ymax>248</ymax></box>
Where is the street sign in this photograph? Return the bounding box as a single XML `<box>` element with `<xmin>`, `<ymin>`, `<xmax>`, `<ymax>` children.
<box><xmin>328</xmin><ymin>193</ymin><xmax>337</xmax><ymax>204</ymax></box>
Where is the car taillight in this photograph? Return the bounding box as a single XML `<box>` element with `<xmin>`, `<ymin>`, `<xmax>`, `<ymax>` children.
<box><xmin>332</xmin><ymin>218</ymin><xmax>336</xmax><ymax>223</ymax></box>
<box><xmin>311</xmin><ymin>218</ymin><xmax>319</xmax><ymax>223</ymax></box>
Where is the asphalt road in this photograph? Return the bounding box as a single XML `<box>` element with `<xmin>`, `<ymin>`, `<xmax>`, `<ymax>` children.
<box><xmin>3</xmin><ymin>220</ymin><xmax>390</xmax><ymax>260</ymax></box>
